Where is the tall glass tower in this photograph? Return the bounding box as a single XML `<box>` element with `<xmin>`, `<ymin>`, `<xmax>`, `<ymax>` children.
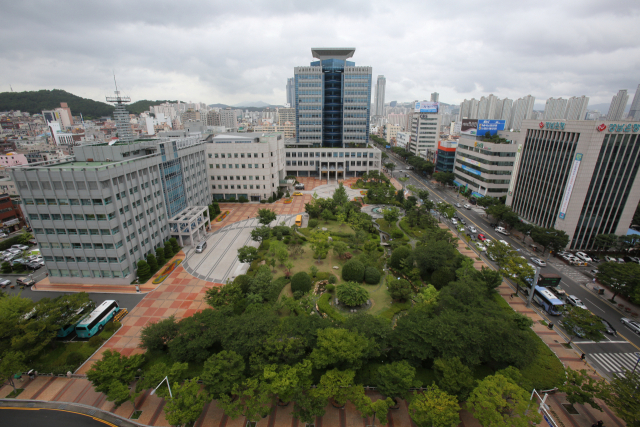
<box><xmin>294</xmin><ymin>48</ymin><xmax>372</xmax><ymax>148</ymax></box>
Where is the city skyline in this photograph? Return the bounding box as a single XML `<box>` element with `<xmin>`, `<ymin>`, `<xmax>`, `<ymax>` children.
<box><xmin>1</xmin><ymin>1</ymin><xmax>639</xmax><ymax>108</ymax></box>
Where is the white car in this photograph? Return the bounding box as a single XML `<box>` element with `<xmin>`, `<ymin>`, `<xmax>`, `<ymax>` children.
<box><xmin>566</xmin><ymin>295</ymin><xmax>588</xmax><ymax>310</ymax></box>
<box><xmin>11</xmin><ymin>244</ymin><xmax>29</xmax><ymax>251</ymax></box>
<box><xmin>475</xmin><ymin>242</ymin><xmax>486</xmax><ymax>252</ymax></box>
<box><xmin>499</xmin><ymin>240</ymin><xmax>509</xmax><ymax>247</ymax></box>
<box><xmin>495</xmin><ymin>226</ymin><xmax>510</xmax><ymax>236</ymax></box>
<box><xmin>530</xmin><ymin>257</ymin><xmax>546</xmax><ymax>267</ymax></box>
<box><xmin>620</xmin><ymin>318</ymin><xmax>640</xmax><ymax>335</ymax></box>
<box><xmin>464</xmin><ymin>204</ymin><xmax>471</xmax><ymax>209</ymax></box>
<box><xmin>0</xmin><ymin>233</ymin><xmax>7</xmax><ymax>238</ymax></box>
<box><xmin>575</xmin><ymin>252</ymin><xmax>592</xmax><ymax>262</ymax></box>
<box><xmin>451</xmin><ymin>218</ymin><xmax>458</xmax><ymax>225</ymax></box>
<box><xmin>468</xmin><ymin>226</ymin><xmax>477</xmax><ymax>233</ymax></box>
<box><xmin>455</xmin><ymin>203</ymin><xmax>462</xmax><ymax>208</ymax></box>
<box><xmin>604</xmin><ymin>255</ymin><xmax>617</xmax><ymax>263</ymax></box>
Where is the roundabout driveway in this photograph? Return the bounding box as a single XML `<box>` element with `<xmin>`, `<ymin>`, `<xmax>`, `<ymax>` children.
<box><xmin>182</xmin><ymin>214</ymin><xmax>300</xmax><ymax>284</ymax></box>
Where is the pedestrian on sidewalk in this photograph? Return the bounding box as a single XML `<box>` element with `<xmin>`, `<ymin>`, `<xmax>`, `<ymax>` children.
<box><xmin>581</xmin><ymin>353</ymin><xmax>586</xmax><ymax>360</ymax></box>
<box><xmin>510</xmin><ymin>293</ymin><xmax>514</xmax><ymax>299</ymax></box>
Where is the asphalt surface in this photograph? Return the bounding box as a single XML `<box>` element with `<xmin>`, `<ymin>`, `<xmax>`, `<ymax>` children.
<box><xmin>0</xmin><ymin>408</ymin><xmax>115</xmax><ymax>427</ymax></box>
<box><xmin>385</xmin><ymin>152</ymin><xmax>640</xmax><ymax>380</ymax></box>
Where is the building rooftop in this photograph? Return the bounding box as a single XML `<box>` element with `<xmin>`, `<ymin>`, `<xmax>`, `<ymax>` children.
<box><xmin>311</xmin><ymin>47</ymin><xmax>356</xmax><ymax>60</ymax></box>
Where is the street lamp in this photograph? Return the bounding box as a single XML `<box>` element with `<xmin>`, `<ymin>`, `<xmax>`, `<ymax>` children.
<box><xmin>150</xmin><ymin>376</ymin><xmax>173</xmax><ymax>398</ymax></box>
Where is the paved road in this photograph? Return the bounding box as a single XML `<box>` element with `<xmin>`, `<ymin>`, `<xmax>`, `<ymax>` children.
<box><xmin>0</xmin><ymin>408</ymin><xmax>115</xmax><ymax>427</ymax></box>
<box><xmin>386</xmin><ymin>153</ymin><xmax>640</xmax><ymax>379</ymax></box>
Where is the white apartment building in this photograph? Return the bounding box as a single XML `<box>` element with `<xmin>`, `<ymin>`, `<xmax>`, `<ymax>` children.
<box><xmin>543</xmin><ymin>98</ymin><xmax>568</xmax><ymax>120</ymax></box>
<box><xmin>606</xmin><ymin>90</ymin><xmax>629</xmax><ymax>120</ymax></box>
<box><xmin>407</xmin><ymin>112</ymin><xmax>442</xmax><ymax>156</ymax></box>
<box><xmin>565</xmin><ymin>96</ymin><xmax>589</xmax><ymax>120</ymax></box>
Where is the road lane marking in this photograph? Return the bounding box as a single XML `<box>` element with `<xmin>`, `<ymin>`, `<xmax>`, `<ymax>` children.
<box><xmin>576</xmin><ymin>341</ymin><xmax>629</xmax><ymax>344</ymax></box>
<box><xmin>584</xmin><ymin>298</ymin><xmax>605</xmax><ymax>312</ymax></box>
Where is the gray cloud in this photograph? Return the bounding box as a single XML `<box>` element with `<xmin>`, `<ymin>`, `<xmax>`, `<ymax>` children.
<box><xmin>1</xmin><ymin>0</ymin><xmax>639</xmax><ymax>107</ymax></box>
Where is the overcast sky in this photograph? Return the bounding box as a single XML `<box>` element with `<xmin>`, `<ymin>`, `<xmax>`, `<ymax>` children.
<box><xmin>2</xmin><ymin>0</ymin><xmax>639</xmax><ymax>109</ymax></box>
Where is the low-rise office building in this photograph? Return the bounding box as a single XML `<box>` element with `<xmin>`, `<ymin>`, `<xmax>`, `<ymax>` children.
<box><xmin>10</xmin><ymin>137</ymin><xmax>211</xmax><ymax>285</ymax></box>
<box><xmin>453</xmin><ymin>134</ymin><xmax>519</xmax><ymax>198</ymax></box>
<box><xmin>435</xmin><ymin>140</ymin><xmax>457</xmax><ymax>173</ymax></box>
<box><xmin>507</xmin><ymin>119</ymin><xmax>640</xmax><ymax>250</ymax></box>
<box><xmin>285</xmin><ymin>146</ymin><xmax>382</xmax><ymax>181</ymax></box>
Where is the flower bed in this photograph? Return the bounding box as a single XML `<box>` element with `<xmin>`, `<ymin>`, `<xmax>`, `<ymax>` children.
<box><xmin>353</xmin><ymin>197</ymin><xmax>364</xmax><ymax>206</ymax></box>
<box><xmin>152</xmin><ymin>259</ymin><xmax>182</xmax><ymax>284</ymax></box>
<box><xmin>360</xmin><ymin>190</ymin><xmax>368</xmax><ymax>195</ymax></box>
<box><xmin>283</xmin><ymin>198</ymin><xmax>293</xmax><ymax>204</ymax></box>
<box><xmin>216</xmin><ymin>211</ymin><xmax>230</xmax><ymax>222</ymax></box>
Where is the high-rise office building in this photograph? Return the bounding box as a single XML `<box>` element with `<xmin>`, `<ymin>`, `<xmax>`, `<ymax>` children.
<box><xmin>510</xmin><ymin>95</ymin><xmax>535</xmax><ymax>130</ymax></box>
<box><xmin>407</xmin><ymin>101</ymin><xmax>442</xmax><ymax>156</ymax></box>
<box><xmin>507</xmin><ymin>120</ymin><xmax>640</xmax><ymax>250</ymax></box>
<box><xmin>294</xmin><ymin>48</ymin><xmax>372</xmax><ymax>148</ymax></box>
<box><xmin>628</xmin><ymin>84</ymin><xmax>640</xmax><ymax>121</ymax></box>
<box><xmin>606</xmin><ymin>90</ymin><xmax>629</xmax><ymax>120</ymax></box>
<box><xmin>286</xmin><ymin>78</ymin><xmax>294</xmax><ymax>107</ymax></box>
<box><xmin>543</xmin><ymin>97</ymin><xmax>568</xmax><ymax>120</ymax></box>
<box><xmin>374</xmin><ymin>75</ymin><xmax>386</xmax><ymax>117</ymax></box>
<box><xmin>430</xmin><ymin>92</ymin><xmax>439</xmax><ymax>103</ymax></box>
<box><xmin>564</xmin><ymin>96</ymin><xmax>589</xmax><ymax>120</ymax></box>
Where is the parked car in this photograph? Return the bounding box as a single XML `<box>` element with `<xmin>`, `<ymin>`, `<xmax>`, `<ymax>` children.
<box><xmin>604</xmin><ymin>255</ymin><xmax>617</xmax><ymax>263</ymax></box>
<box><xmin>477</xmin><ymin>234</ymin><xmax>487</xmax><ymax>242</ymax></box>
<box><xmin>11</xmin><ymin>244</ymin><xmax>29</xmax><ymax>251</ymax></box>
<box><xmin>620</xmin><ymin>317</ymin><xmax>640</xmax><ymax>335</ymax></box>
<box><xmin>530</xmin><ymin>257</ymin><xmax>547</xmax><ymax>267</ymax></box>
<box><xmin>28</xmin><ymin>239</ymin><xmax>37</xmax><ymax>246</ymax></box>
<box><xmin>6</xmin><ymin>248</ymin><xmax>21</xmax><ymax>255</ymax></box>
<box><xmin>590</xmin><ymin>269</ymin><xmax>599</xmax><ymax>275</ymax></box>
<box><xmin>16</xmin><ymin>277</ymin><xmax>35</xmax><ymax>287</ymax></box>
<box><xmin>25</xmin><ymin>262</ymin><xmax>41</xmax><ymax>270</ymax></box>
<box><xmin>459</xmin><ymin>218</ymin><xmax>466</xmax><ymax>225</ymax></box>
<box><xmin>598</xmin><ymin>317</ymin><xmax>617</xmax><ymax>335</ymax></box>
<box><xmin>12</xmin><ymin>258</ymin><xmax>30</xmax><ymax>266</ymax></box>
<box><xmin>0</xmin><ymin>278</ymin><xmax>10</xmax><ymax>288</ymax></box>
<box><xmin>495</xmin><ymin>226</ymin><xmax>510</xmax><ymax>235</ymax></box>
<box><xmin>27</xmin><ymin>255</ymin><xmax>42</xmax><ymax>262</ymax></box>
<box><xmin>557</xmin><ymin>251</ymin><xmax>570</xmax><ymax>258</ymax></box>
<box><xmin>624</xmin><ymin>256</ymin><xmax>640</xmax><ymax>264</ymax></box>
<box><xmin>575</xmin><ymin>252</ymin><xmax>592</xmax><ymax>262</ymax></box>
<box><xmin>589</xmin><ymin>254</ymin><xmax>601</xmax><ymax>263</ymax></box>
<box><xmin>475</xmin><ymin>242</ymin><xmax>487</xmax><ymax>252</ymax></box>
<box><xmin>566</xmin><ymin>295</ymin><xmax>588</xmax><ymax>310</ymax></box>
<box><xmin>617</xmin><ymin>258</ymin><xmax>625</xmax><ymax>264</ymax></box>
<box><xmin>0</xmin><ymin>233</ymin><xmax>7</xmax><ymax>238</ymax></box>
<box><xmin>3</xmin><ymin>253</ymin><xmax>18</xmax><ymax>262</ymax></box>
<box><xmin>451</xmin><ymin>218</ymin><xmax>458</xmax><ymax>225</ymax></box>
<box><xmin>468</xmin><ymin>226</ymin><xmax>477</xmax><ymax>233</ymax></box>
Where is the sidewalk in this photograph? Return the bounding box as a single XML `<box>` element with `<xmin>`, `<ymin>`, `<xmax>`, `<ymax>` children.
<box><xmin>441</xmin><ymin>222</ymin><xmax>627</xmax><ymax>427</ymax></box>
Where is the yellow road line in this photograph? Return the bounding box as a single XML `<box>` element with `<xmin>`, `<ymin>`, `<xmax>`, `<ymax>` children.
<box><xmin>0</xmin><ymin>407</ymin><xmax>118</xmax><ymax>427</ymax></box>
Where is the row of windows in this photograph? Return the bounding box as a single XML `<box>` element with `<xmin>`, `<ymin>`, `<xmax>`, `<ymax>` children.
<box><xmin>344</xmin><ymin>75</ymin><xmax>370</xmax><ymax>79</ymax></box>
<box><xmin>298</xmin><ymin>90</ymin><xmax>322</xmax><ymax>95</ymax></box>
<box><xmin>45</xmin><ymin>255</ymin><xmax>125</xmax><ymax>263</ymax></box>
<box><xmin>212</xmin><ymin>175</ymin><xmax>266</xmax><ymax>181</ymax></box>
<box><xmin>30</xmin><ymin>213</ymin><xmax>116</xmax><ymax>221</ymax></box>
<box><xmin>344</xmin><ymin>82</ymin><xmax>369</xmax><ymax>87</ymax></box>
<box><xmin>40</xmin><ymin>241</ymin><xmax>122</xmax><ymax>249</ymax></box>
<box><xmin>344</xmin><ymin>91</ymin><xmax>369</xmax><ymax>95</ymax></box>
<box><xmin>25</xmin><ymin>197</ymin><xmax>110</xmax><ymax>206</ymax></box>
<box><xmin>287</xmin><ymin>151</ymin><xmax>373</xmax><ymax>158</ymax></box>
<box><xmin>48</xmin><ymin>268</ymin><xmax>130</xmax><ymax>278</ymax></box>
<box><xmin>286</xmin><ymin>160</ymin><xmax>371</xmax><ymax>167</ymax></box>
<box><xmin>454</xmin><ymin>166</ymin><xmax>510</xmax><ymax>184</ymax></box>
<box><xmin>298</xmin><ymin>82</ymin><xmax>321</xmax><ymax>87</ymax></box>
<box><xmin>210</xmin><ymin>152</ymin><xmax>266</xmax><ymax>159</ymax></box>
<box><xmin>214</xmin><ymin>184</ymin><xmax>268</xmax><ymax>190</ymax></box>
<box><xmin>458</xmin><ymin>144</ymin><xmax>516</xmax><ymax>157</ymax></box>
<box><xmin>299</xmin><ymin>98</ymin><xmax>322</xmax><ymax>103</ymax></box>
<box><xmin>297</xmin><ymin>75</ymin><xmax>322</xmax><ymax>79</ymax></box>
<box><xmin>214</xmin><ymin>164</ymin><xmax>272</xmax><ymax>169</ymax></box>
<box><xmin>34</xmin><ymin>227</ymin><xmax>120</xmax><ymax>236</ymax></box>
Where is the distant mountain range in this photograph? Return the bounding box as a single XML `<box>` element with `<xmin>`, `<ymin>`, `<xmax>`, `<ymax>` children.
<box><xmin>0</xmin><ymin>89</ymin><xmax>178</xmax><ymax>119</ymax></box>
<box><xmin>208</xmin><ymin>102</ymin><xmax>285</xmax><ymax>112</ymax></box>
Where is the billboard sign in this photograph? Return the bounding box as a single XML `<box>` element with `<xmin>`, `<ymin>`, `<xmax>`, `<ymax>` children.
<box><xmin>459</xmin><ymin>156</ymin><xmax>481</xmax><ymax>167</ymax></box>
<box><xmin>477</xmin><ymin>120</ymin><xmax>505</xmax><ymax>136</ymax></box>
<box><xmin>461</xmin><ymin>119</ymin><xmax>478</xmax><ymax>135</ymax></box>
<box><xmin>461</xmin><ymin>164</ymin><xmax>481</xmax><ymax>176</ymax></box>
<box><xmin>414</xmin><ymin>101</ymin><xmax>439</xmax><ymax>113</ymax></box>
<box><xmin>558</xmin><ymin>153</ymin><xmax>583</xmax><ymax>220</ymax></box>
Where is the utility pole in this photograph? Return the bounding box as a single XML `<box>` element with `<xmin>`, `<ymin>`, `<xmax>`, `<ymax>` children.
<box><xmin>526</xmin><ymin>266</ymin><xmax>540</xmax><ymax>307</ymax></box>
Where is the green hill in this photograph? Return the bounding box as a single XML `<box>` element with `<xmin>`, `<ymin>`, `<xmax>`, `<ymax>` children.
<box><xmin>0</xmin><ymin>89</ymin><xmax>178</xmax><ymax>119</ymax></box>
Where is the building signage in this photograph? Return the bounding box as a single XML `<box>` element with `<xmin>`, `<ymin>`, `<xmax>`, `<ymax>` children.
<box><xmin>461</xmin><ymin>164</ymin><xmax>481</xmax><ymax>176</ymax></box>
<box><xmin>558</xmin><ymin>152</ymin><xmax>583</xmax><ymax>220</ymax></box>
<box><xmin>414</xmin><ymin>101</ymin><xmax>439</xmax><ymax>113</ymax></box>
<box><xmin>507</xmin><ymin>144</ymin><xmax>523</xmax><ymax>197</ymax></box>
<box><xmin>460</xmin><ymin>156</ymin><xmax>481</xmax><ymax>167</ymax></box>
<box><xmin>600</xmin><ymin>123</ymin><xmax>640</xmax><ymax>133</ymax></box>
<box><xmin>477</xmin><ymin>119</ymin><xmax>505</xmax><ymax>135</ymax></box>
<box><xmin>540</xmin><ymin>122</ymin><xmax>566</xmax><ymax>130</ymax></box>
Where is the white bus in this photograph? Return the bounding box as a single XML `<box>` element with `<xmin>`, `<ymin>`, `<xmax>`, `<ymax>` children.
<box><xmin>533</xmin><ymin>286</ymin><xmax>564</xmax><ymax>316</ymax></box>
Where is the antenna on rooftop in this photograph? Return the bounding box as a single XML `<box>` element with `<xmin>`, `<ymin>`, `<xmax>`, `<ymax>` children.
<box><xmin>10</xmin><ymin>85</ymin><xmax>14</xmax><ymax>92</ymax></box>
<box><xmin>105</xmin><ymin>74</ymin><xmax>134</xmax><ymax>146</ymax></box>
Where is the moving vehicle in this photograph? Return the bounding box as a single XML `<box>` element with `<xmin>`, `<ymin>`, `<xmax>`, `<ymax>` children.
<box><xmin>195</xmin><ymin>241</ymin><xmax>207</xmax><ymax>253</ymax></box>
<box><xmin>455</xmin><ymin>203</ymin><xmax>461</xmax><ymax>208</ymax></box>
<box><xmin>293</xmin><ymin>192</ymin><xmax>303</xmax><ymax>196</ymax></box>
<box><xmin>0</xmin><ymin>277</ymin><xmax>10</xmax><ymax>288</ymax></box>
<box><xmin>464</xmin><ymin>204</ymin><xmax>471</xmax><ymax>209</ymax></box>
<box><xmin>533</xmin><ymin>286</ymin><xmax>565</xmax><ymax>315</ymax></box>
<box><xmin>294</xmin><ymin>183</ymin><xmax>305</xmax><ymax>190</ymax></box>
<box><xmin>495</xmin><ymin>226</ymin><xmax>510</xmax><ymax>235</ymax></box>
<box><xmin>617</xmin><ymin>258</ymin><xmax>625</xmax><ymax>264</ymax></box>
<box><xmin>620</xmin><ymin>317</ymin><xmax>640</xmax><ymax>335</ymax></box>
<box><xmin>468</xmin><ymin>226</ymin><xmax>477</xmax><ymax>233</ymax></box>
<box><xmin>475</xmin><ymin>242</ymin><xmax>486</xmax><ymax>252</ymax></box>
<box><xmin>566</xmin><ymin>295</ymin><xmax>588</xmax><ymax>310</ymax></box>
<box><xmin>459</xmin><ymin>218</ymin><xmax>466</xmax><ymax>225</ymax></box>
<box><xmin>530</xmin><ymin>257</ymin><xmax>546</xmax><ymax>267</ymax></box>
<box><xmin>295</xmin><ymin>215</ymin><xmax>302</xmax><ymax>227</ymax></box>
<box><xmin>25</xmin><ymin>262</ymin><xmax>42</xmax><ymax>270</ymax></box>
<box><xmin>451</xmin><ymin>218</ymin><xmax>458</xmax><ymax>225</ymax></box>
<box><xmin>575</xmin><ymin>252</ymin><xmax>592</xmax><ymax>262</ymax></box>
<box><xmin>538</xmin><ymin>273</ymin><xmax>561</xmax><ymax>288</ymax></box>
<box><xmin>549</xmin><ymin>285</ymin><xmax>566</xmax><ymax>297</ymax></box>
<box><xmin>624</xmin><ymin>256</ymin><xmax>640</xmax><ymax>264</ymax></box>
<box><xmin>589</xmin><ymin>254</ymin><xmax>601</xmax><ymax>263</ymax></box>
<box><xmin>75</xmin><ymin>300</ymin><xmax>120</xmax><ymax>338</ymax></box>
<box><xmin>58</xmin><ymin>301</ymin><xmax>97</xmax><ymax>338</ymax></box>
<box><xmin>477</xmin><ymin>234</ymin><xmax>487</xmax><ymax>242</ymax></box>
<box><xmin>16</xmin><ymin>277</ymin><xmax>35</xmax><ymax>287</ymax></box>
<box><xmin>598</xmin><ymin>317</ymin><xmax>617</xmax><ymax>335</ymax></box>
<box><xmin>499</xmin><ymin>240</ymin><xmax>510</xmax><ymax>247</ymax></box>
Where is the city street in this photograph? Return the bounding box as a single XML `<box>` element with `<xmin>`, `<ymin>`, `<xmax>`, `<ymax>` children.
<box><xmin>385</xmin><ymin>152</ymin><xmax>640</xmax><ymax>380</ymax></box>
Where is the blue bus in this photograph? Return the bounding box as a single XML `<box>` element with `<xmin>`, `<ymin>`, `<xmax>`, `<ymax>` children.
<box><xmin>533</xmin><ymin>286</ymin><xmax>564</xmax><ymax>315</ymax></box>
<box><xmin>75</xmin><ymin>300</ymin><xmax>120</xmax><ymax>338</ymax></box>
<box><xmin>58</xmin><ymin>302</ymin><xmax>96</xmax><ymax>338</ymax></box>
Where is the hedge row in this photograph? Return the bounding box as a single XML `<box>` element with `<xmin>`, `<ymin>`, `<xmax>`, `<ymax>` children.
<box><xmin>317</xmin><ymin>293</ymin><xmax>346</xmax><ymax>323</ymax></box>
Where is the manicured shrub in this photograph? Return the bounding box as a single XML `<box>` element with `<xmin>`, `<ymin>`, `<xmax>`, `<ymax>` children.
<box><xmin>146</xmin><ymin>254</ymin><xmax>158</xmax><ymax>273</ymax></box>
<box><xmin>342</xmin><ymin>260</ymin><xmax>365</xmax><ymax>282</ymax></box>
<box><xmin>155</xmin><ymin>247</ymin><xmax>166</xmax><ymax>266</ymax></box>
<box><xmin>364</xmin><ymin>266</ymin><xmax>381</xmax><ymax>284</ymax></box>
<box><xmin>328</xmin><ymin>275</ymin><xmax>337</xmax><ymax>284</ymax></box>
<box><xmin>337</xmin><ymin>282</ymin><xmax>369</xmax><ymax>307</ymax></box>
<box><xmin>316</xmin><ymin>272</ymin><xmax>330</xmax><ymax>281</ymax></box>
<box><xmin>325</xmin><ymin>284</ymin><xmax>335</xmax><ymax>292</ymax></box>
<box><xmin>260</xmin><ymin>241</ymin><xmax>270</xmax><ymax>251</ymax></box>
<box><xmin>137</xmin><ymin>260</ymin><xmax>151</xmax><ymax>283</ymax></box>
<box><xmin>277</xmin><ymin>232</ymin><xmax>283</xmax><ymax>241</ymax></box>
<box><xmin>391</xmin><ymin>229</ymin><xmax>404</xmax><ymax>239</ymax></box>
<box><xmin>170</xmin><ymin>237</ymin><xmax>180</xmax><ymax>254</ymax></box>
<box><xmin>291</xmin><ymin>272</ymin><xmax>312</xmax><ymax>294</ymax></box>
<box><xmin>308</xmin><ymin>219</ymin><xmax>318</xmax><ymax>228</ymax></box>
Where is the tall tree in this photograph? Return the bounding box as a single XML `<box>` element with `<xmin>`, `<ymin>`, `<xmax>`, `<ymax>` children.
<box><xmin>136</xmin><ymin>362</ymin><xmax>188</xmax><ymax>398</ymax></box>
<box><xmin>310</xmin><ymin>328</ymin><xmax>370</xmax><ymax>370</ymax></box>
<box><xmin>163</xmin><ymin>377</ymin><xmax>210</xmax><ymax>427</ymax></box>
<box><xmin>601</xmin><ymin>369</ymin><xmax>640</xmax><ymax>427</ymax></box>
<box><xmin>219</xmin><ymin>377</ymin><xmax>272</xmax><ymax>422</ymax></box>
<box><xmin>561</xmin><ymin>305</ymin><xmax>606</xmax><ymax>343</ymax></box>
<box><xmin>250</xmin><ymin>226</ymin><xmax>271</xmax><ymax>244</ymax></box>
<box><xmin>594</xmin><ymin>233</ymin><xmax>619</xmax><ymax>251</ymax></box>
<box><xmin>382</xmin><ymin>207</ymin><xmax>401</xmax><ymax>228</ymax></box>
<box><xmin>333</xmin><ymin>182</ymin><xmax>349</xmax><ymax>206</ymax></box>
<box><xmin>433</xmin><ymin>357</ymin><xmax>475</xmax><ymax>400</ymax></box>
<box><xmin>0</xmin><ymin>351</ymin><xmax>26</xmax><ymax>393</ymax></box>
<box><xmin>597</xmin><ymin>261</ymin><xmax>640</xmax><ymax>303</ymax></box>
<box><xmin>376</xmin><ymin>360</ymin><xmax>421</xmax><ymax>400</ymax></box>
<box><xmin>257</xmin><ymin>208</ymin><xmax>277</xmax><ymax>227</ymax></box>
<box><xmin>86</xmin><ymin>350</ymin><xmax>145</xmax><ymax>408</ymax></box>
<box><xmin>202</xmin><ymin>350</ymin><xmax>245</xmax><ymax>399</ymax></box>
<box><xmin>408</xmin><ymin>386</ymin><xmax>460</xmax><ymax>427</ymax></box>
<box><xmin>237</xmin><ymin>246</ymin><xmax>259</xmax><ymax>264</ymax></box>
<box><xmin>558</xmin><ymin>368</ymin><xmax>606</xmax><ymax>411</ymax></box>
<box><xmin>467</xmin><ymin>374</ymin><xmax>541</xmax><ymax>427</ymax></box>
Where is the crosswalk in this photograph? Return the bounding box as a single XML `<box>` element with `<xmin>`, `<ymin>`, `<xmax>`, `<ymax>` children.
<box><xmin>588</xmin><ymin>352</ymin><xmax>640</xmax><ymax>377</ymax></box>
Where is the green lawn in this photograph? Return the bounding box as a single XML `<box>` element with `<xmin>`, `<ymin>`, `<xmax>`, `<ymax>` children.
<box><xmin>263</xmin><ymin>240</ymin><xmax>347</xmax><ymax>284</ymax></box>
<box><xmin>365</xmin><ymin>277</ymin><xmax>393</xmax><ymax>316</ymax></box>
<box><xmin>300</xmin><ymin>219</ymin><xmax>356</xmax><ymax>236</ymax></box>
<box><xmin>399</xmin><ymin>218</ymin><xmax>428</xmax><ymax>239</ymax></box>
<box><xmin>375</xmin><ymin>219</ymin><xmax>409</xmax><ymax>241</ymax></box>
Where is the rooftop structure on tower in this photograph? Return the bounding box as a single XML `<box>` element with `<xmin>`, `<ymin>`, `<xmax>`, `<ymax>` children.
<box><xmin>106</xmin><ymin>86</ymin><xmax>135</xmax><ymax>145</ymax></box>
